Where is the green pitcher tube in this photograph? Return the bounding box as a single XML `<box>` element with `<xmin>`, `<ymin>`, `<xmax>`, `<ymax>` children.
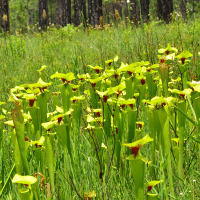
<box><xmin>177</xmin><ymin>100</ymin><xmax>186</xmax><ymax>179</ymax></box>
<box><xmin>60</xmin><ymin>84</ymin><xmax>72</xmax><ymax>113</ymax></box>
<box><xmin>127</xmin><ymin>109</ymin><xmax>137</xmax><ymax>143</ymax></box>
<box><xmin>45</xmin><ymin>132</ymin><xmax>55</xmax><ymax>195</ymax></box>
<box><xmin>18</xmin><ymin>188</ymin><xmax>32</xmax><ymax>200</ymax></box>
<box><xmin>127</xmin><ymin>155</ymin><xmax>146</xmax><ymax>200</ymax></box>
<box><xmin>103</xmin><ymin>103</ymin><xmax>111</xmax><ymax>139</ymax></box>
<box><xmin>12</xmin><ymin>106</ymin><xmax>29</xmax><ymax>175</ymax></box>
<box><xmin>157</xmin><ymin>106</ymin><xmax>174</xmax><ymax>197</ymax></box>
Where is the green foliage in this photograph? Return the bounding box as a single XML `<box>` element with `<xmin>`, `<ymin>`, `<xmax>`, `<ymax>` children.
<box><xmin>9</xmin><ymin>0</ymin><xmax>28</xmax><ymax>32</ymax></box>
<box><xmin>1</xmin><ymin>20</ymin><xmax>200</xmax><ymax>199</ymax></box>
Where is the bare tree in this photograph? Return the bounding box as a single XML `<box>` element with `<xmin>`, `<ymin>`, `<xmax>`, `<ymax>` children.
<box><xmin>39</xmin><ymin>0</ymin><xmax>49</xmax><ymax>31</ymax></box>
<box><xmin>0</xmin><ymin>0</ymin><xmax>10</xmax><ymax>32</ymax></box>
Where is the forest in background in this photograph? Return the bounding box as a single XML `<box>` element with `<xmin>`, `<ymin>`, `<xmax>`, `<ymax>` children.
<box><xmin>1</xmin><ymin>0</ymin><xmax>200</xmax><ymax>33</ymax></box>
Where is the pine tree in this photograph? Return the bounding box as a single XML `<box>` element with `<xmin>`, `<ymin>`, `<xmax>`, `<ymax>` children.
<box><xmin>0</xmin><ymin>0</ymin><xmax>10</xmax><ymax>32</ymax></box>
<box><xmin>38</xmin><ymin>0</ymin><xmax>49</xmax><ymax>31</ymax></box>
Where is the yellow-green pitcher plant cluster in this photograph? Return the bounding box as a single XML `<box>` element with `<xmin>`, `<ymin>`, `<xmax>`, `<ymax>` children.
<box><xmin>0</xmin><ymin>44</ymin><xmax>200</xmax><ymax>199</ymax></box>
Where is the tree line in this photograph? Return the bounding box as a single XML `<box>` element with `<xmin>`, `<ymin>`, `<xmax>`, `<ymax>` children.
<box><xmin>0</xmin><ymin>0</ymin><xmax>199</xmax><ymax>33</ymax></box>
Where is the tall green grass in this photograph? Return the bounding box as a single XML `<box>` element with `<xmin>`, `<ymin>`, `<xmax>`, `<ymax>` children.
<box><xmin>0</xmin><ymin>18</ymin><xmax>200</xmax><ymax>200</ymax></box>
<box><xmin>1</xmin><ymin>18</ymin><xmax>200</xmax><ymax>104</ymax></box>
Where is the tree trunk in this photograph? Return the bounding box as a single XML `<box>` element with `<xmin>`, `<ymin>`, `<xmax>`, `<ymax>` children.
<box><xmin>64</xmin><ymin>0</ymin><xmax>71</xmax><ymax>25</ymax></box>
<box><xmin>104</xmin><ymin>1</ymin><xmax>110</xmax><ymax>24</ymax></box>
<box><xmin>98</xmin><ymin>0</ymin><xmax>103</xmax><ymax>20</ymax></box>
<box><xmin>88</xmin><ymin>0</ymin><xmax>99</xmax><ymax>27</ymax></box>
<box><xmin>49</xmin><ymin>0</ymin><xmax>54</xmax><ymax>24</ymax></box>
<box><xmin>140</xmin><ymin>0</ymin><xmax>149</xmax><ymax>23</ymax></box>
<box><xmin>56</xmin><ymin>0</ymin><xmax>62</xmax><ymax>28</ymax></box>
<box><xmin>124</xmin><ymin>0</ymin><xmax>129</xmax><ymax>21</ymax></box>
<box><xmin>56</xmin><ymin>0</ymin><xmax>71</xmax><ymax>28</ymax></box>
<box><xmin>81</xmin><ymin>0</ymin><xmax>87</xmax><ymax>26</ymax></box>
<box><xmin>157</xmin><ymin>0</ymin><xmax>173</xmax><ymax>23</ymax></box>
<box><xmin>94</xmin><ymin>0</ymin><xmax>99</xmax><ymax>26</ymax></box>
<box><xmin>0</xmin><ymin>0</ymin><xmax>10</xmax><ymax>32</ymax></box>
<box><xmin>157</xmin><ymin>0</ymin><xmax>163</xmax><ymax>21</ymax></box>
<box><xmin>27</xmin><ymin>0</ymin><xmax>32</xmax><ymax>25</ymax></box>
<box><xmin>130</xmin><ymin>0</ymin><xmax>140</xmax><ymax>26</ymax></box>
<box><xmin>180</xmin><ymin>0</ymin><xmax>187</xmax><ymax>21</ymax></box>
<box><xmin>39</xmin><ymin>0</ymin><xmax>49</xmax><ymax>31</ymax></box>
<box><xmin>115</xmin><ymin>0</ymin><xmax>122</xmax><ymax>19</ymax></box>
<box><xmin>88</xmin><ymin>0</ymin><xmax>91</xmax><ymax>24</ymax></box>
<box><xmin>73</xmin><ymin>0</ymin><xmax>81</xmax><ymax>26</ymax></box>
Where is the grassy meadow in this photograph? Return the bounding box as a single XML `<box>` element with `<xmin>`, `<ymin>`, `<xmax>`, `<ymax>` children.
<box><xmin>1</xmin><ymin>17</ymin><xmax>200</xmax><ymax>200</ymax></box>
<box><xmin>1</xmin><ymin>17</ymin><xmax>200</xmax><ymax>102</ymax></box>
